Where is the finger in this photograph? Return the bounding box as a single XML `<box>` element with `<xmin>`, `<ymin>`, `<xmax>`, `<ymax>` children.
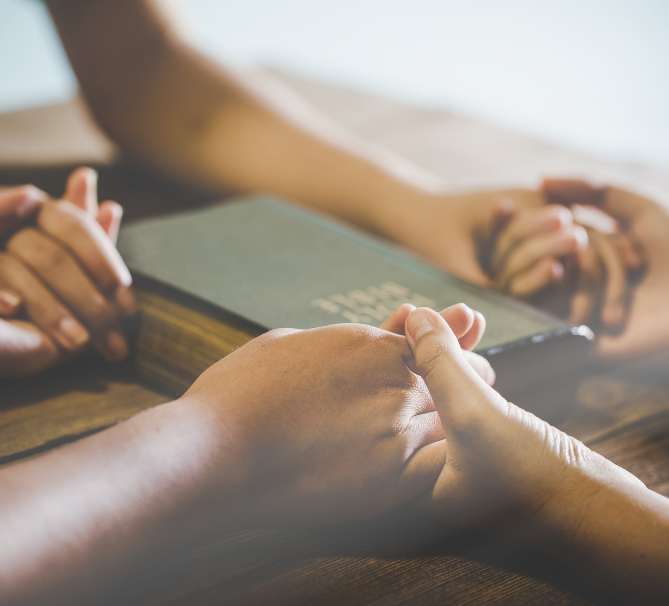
<box><xmin>0</xmin><ymin>287</ymin><xmax>23</xmax><ymax>316</ymax></box>
<box><xmin>570</xmin><ymin>289</ymin><xmax>596</xmax><ymax>325</ymax></box>
<box><xmin>408</xmin><ymin>410</ymin><xmax>446</xmax><ymax>451</ymax></box>
<box><xmin>0</xmin><ymin>186</ymin><xmax>46</xmax><ymax>238</ymax></box>
<box><xmin>97</xmin><ymin>200</ymin><xmax>124</xmax><ymax>245</ymax></box>
<box><xmin>462</xmin><ymin>350</ymin><xmax>496</xmax><ymax>385</ymax></box>
<box><xmin>589</xmin><ymin>231</ymin><xmax>627</xmax><ymax>327</ymax></box>
<box><xmin>618</xmin><ymin>234</ymin><xmax>645</xmax><ymax>270</ymax></box>
<box><xmin>379</xmin><ymin>303</ymin><xmax>416</xmax><ymax>334</ymax></box>
<box><xmin>458</xmin><ymin>310</ymin><xmax>486</xmax><ymax>351</ymax></box>
<box><xmin>570</xmin><ymin>204</ymin><xmax>619</xmax><ymax>235</ymax></box>
<box><xmin>6</xmin><ymin>229</ymin><xmax>129</xmax><ymax>361</ymax></box>
<box><xmin>439</xmin><ymin>303</ymin><xmax>475</xmax><ymax>340</ymax></box>
<box><xmin>492</xmin><ymin>205</ymin><xmax>574</xmax><ymax>274</ymax></box>
<box><xmin>541</xmin><ymin>179</ymin><xmax>605</xmax><ymax>207</ymax></box>
<box><xmin>478</xmin><ymin>196</ymin><xmax>516</xmax><ymax>250</ymax></box>
<box><xmin>0</xmin><ymin>319</ymin><xmax>61</xmax><ymax>377</ymax></box>
<box><xmin>569</xmin><ymin>247</ymin><xmax>602</xmax><ymax>325</ymax></box>
<box><xmin>505</xmin><ymin>257</ymin><xmax>564</xmax><ymax>298</ymax></box>
<box><xmin>37</xmin><ymin>200</ymin><xmax>135</xmax><ymax>315</ymax></box>
<box><xmin>64</xmin><ymin>167</ymin><xmax>99</xmax><ymax>215</ymax></box>
<box><xmin>397</xmin><ymin>439</ymin><xmax>447</xmax><ymax>504</ymax></box>
<box><xmin>0</xmin><ymin>252</ymin><xmax>89</xmax><ymax>352</ymax></box>
<box><xmin>497</xmin><ymin>225</ymin><xmax>588</xmax><ymax>289</ymax></box>
<box><xmin>404</xmin><ymin>307</ymin><xmax>500</xmax><ymax>420</ymax></box>
<box><xmin>382</xmin><ymin>303</ymin><xmax>480</xmax><ymax>347</ymax></box>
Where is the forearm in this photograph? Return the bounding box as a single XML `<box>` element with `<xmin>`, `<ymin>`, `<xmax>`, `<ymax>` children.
<box><xmin>47</xmin><ymin>0</ymin><xmax>440</xmax><ymax>235</ymax></box>
<box><xmin>0</xmin><ymin>396</ymin><xmax>240</xmax><ymax>604</ymax></box>
<box><xmin>538</xmin><ymin>469</ymin><xmax>669</xmax><ymax>603</ymax></box>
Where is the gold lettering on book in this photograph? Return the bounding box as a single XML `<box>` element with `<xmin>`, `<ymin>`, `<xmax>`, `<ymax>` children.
<box><xmin>310</xmin><ymin>281</ymin><xmax>436</xmax><ymax>325</ymax></box>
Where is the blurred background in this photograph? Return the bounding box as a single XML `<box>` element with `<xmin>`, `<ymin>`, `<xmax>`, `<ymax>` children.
<box><xmin>1</xmin><ymin>0</ymin><xmax>668</xmax><ymax>169</ymax></box>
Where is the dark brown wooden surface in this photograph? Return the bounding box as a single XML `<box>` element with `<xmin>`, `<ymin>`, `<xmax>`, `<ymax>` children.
<box><xmin>1</xmin><ymin>165</ymin><xmax>668</xmax><ymax>606</ymax></box>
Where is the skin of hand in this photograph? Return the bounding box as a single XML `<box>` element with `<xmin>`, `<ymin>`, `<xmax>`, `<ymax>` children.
<box><xmin>0</xmin><ymin>168</ymin><xmax>135</xmax><ymax>376</ymax></box>
<box><xmin>380</xmin><ymin>302</ymin><xmax>495</xmax><ymax>385</ymax></box>
<box><xmin>403</xmin><ymin>307</ymin><xmax>669</xmax><ymax>602</ymax></box>
<box><xmin>182</xmin><ymin>305</ymin><xmax>494</xmax><ymax>525</ymax></box>
<box><xmin>0</xmin><ymin>308</ymin><xmax>491</xmax><ymax>604</ymax></box>
<box><xmin>489</xmin><ymin>204</ymin><xmax>586</xmax><ymax>297</ymax></box>
<box><xmin>543</xmin><ymin>180</ymin><xmax>669</xmax><ymax>362</ymax></box>
<box><xmin>488</xmin><ymin>197</ymin><xmax>642</xmax><ymax>329</ymax></box>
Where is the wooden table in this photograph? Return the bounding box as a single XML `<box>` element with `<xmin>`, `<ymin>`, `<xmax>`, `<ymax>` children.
<box><xmin>2</xmin><ymin>164</ymin><xmax>669</xmax><ymax>606</ymax></box>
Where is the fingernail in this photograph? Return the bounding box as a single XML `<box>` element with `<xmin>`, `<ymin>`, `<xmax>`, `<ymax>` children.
<box><xmin>57</xmin><ymin>316</ymin><xmax>90</xmax><ymax>349</ymax></box>
<box><xmin>117</xmin><ymin>265</ymin><xmax>133</xmax><ymax>288</ymax></box>
<box><xmin>0</xmin><ymin>290</ymin><xmax>21</xmax><ymax>314</ymax></box>
<box><xmin>406</xmin><ymin>308</ymin><xmax>439</xmax><ymax>341</ymax></box>
<box><xmin>497</xmin><ymin>196</ymin><xmax>515</xmax><ymax>216</ymax></box>
<box><xmin>102</xmin><ymin>330</ymin><xmax>129</xmax><ymax>362</ymax></box>
<box><xmin>115</xmin><ymin>286</ymin><xmax>137</xmax><ymax>315</ymax></box>
<box><xmin>573</xmin><ymin>225</ymin><xmax>589</xmax><ymax>254</ymax></box>
<box><xmin>539</xmin><ymin>206</ymin><xmax>572</xmax><ymax>231</ymax></box>
<box><xmin>554</xmin><ymin>206</ymin><xmax>573</xmax><ymax>227</ymax></box>
<box><xmin>551</xmin><ymin>260</ymin><xmax>565</xmax><ymax>281</ymax></box>
<box><xmin>16</xmin><ymin>185</ymin><xmax>44</xmax><ymax>218</ymax></box>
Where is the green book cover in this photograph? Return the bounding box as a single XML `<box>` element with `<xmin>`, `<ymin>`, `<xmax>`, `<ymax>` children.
<box><xmin>118</xmin><ymin>196</ymin><xmax>593</xmax><ymax>417</ymax></box>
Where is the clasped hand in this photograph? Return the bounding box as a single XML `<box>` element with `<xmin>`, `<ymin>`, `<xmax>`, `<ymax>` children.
<box><xmin>0</xmin><ymin>168</ymin><xmax>135</xmax><ymax>376</ymax></box>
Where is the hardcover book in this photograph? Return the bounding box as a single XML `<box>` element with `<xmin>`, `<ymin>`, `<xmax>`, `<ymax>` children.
<box><xmin>118</xmin><ymin>196</ymin><xmax>593</xmax><ymax>421</ymax></box>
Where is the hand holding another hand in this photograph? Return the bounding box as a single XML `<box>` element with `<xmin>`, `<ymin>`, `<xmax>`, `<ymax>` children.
<box><xmin>402</xmin><ymin>306</ymin><xmax>634</xmax><ymax>524</ymax></box>
<box><xmin>541</xmin><ymin>180</ymin><xmax>669</xmax><ymax>362</ymax></box>
<box><xmin>0</xmin><ymin>168</ymin><xmax>135</xmax><ymax>377</ymax></box>
<box><xmin>402</xmin><ymin>306</ymin><xmax>669</xmax><ymax>602</ymax></box>
<box><xmin>178</xmin><ymin>301</ymin><xmax>493</xmax><ymax>526</ymax></box>
<box><xmin>486</xmin><ymin>193</ymin><xmax>642</xmax><ymax>331</ymax></box>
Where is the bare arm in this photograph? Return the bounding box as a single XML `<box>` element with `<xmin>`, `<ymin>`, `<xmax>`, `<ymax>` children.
<box><xmin>46</xmin><ymin>0</ymin><xmax>525</xmax><ymax>284</ymax></box>
<box><xmin>404</xmin><ymin>307</ymin><xmax>669</xmax><ymax>603</ymax></box>
<box><xmin>46</xmin><ymin>0</ymin><xmax>438</xmax><ymax>234</ymax></box>
<box><xmin>0</xmin><ymin>397</ymin><xmax>233</xmax><ymax>604</ymax></box>
<box><xmin>1</xmin><ymin>314</ymin><xmax>486</xmax><ymax>604</ymax></box>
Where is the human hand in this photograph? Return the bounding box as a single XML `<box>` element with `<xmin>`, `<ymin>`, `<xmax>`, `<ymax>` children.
<box><xmin>402</xmin><ymin>306</ymin><xmax>642</xmax><ymax>526</ymax></box>
<box><xmin>0</xmin><ymin>168</ymin><xmax>134</xmax><ymax>377</ymax></box>
<box><xmin>383</xmin><ymin>188</ymin><xmax>544</xmax><ymax>285</ymax></box>
<box><xmin>488</xmin><ymin>204</ymin><xmax>587</xmax><ymax>298</ymax></box>
<box><xmin>379</xmin><ymin>302</ymin><xmax>495</xmax><ymax>385</ymax></box>
<box><xmin>542</xmin><ymin>180</ymin><xmax>669</xmax><ymax>362</ymax></box>
<box><xmin>181</xmin><ymin>322</ymin><xmax>452</xmax><ymax>525</ymax></box>
<box><xmin>487</xmin><ymin>192</ymin><xmax>643</xmax><ymax>329</ymax></box>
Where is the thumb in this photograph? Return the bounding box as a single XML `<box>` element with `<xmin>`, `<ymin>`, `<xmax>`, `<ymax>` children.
<box><xmin>64</xmin><ymin>167</ymin><xmax>99</xmax><ymax>215</ymax></box>
<box><xmin>405</xmin><ymin>307</ymin><xmax>491</xmax><ymax>418</ymax></box>
<box><xmin>0</xmin><ymin>186</ymin><xmax>45</xmax><ymax>238</ymax></box>
<box><xmin>97</xmin><ymin>200</ymin><xmax>124</xmax><ymax>245</ymax></box>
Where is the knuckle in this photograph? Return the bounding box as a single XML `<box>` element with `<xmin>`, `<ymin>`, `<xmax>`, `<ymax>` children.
<box><xmin>417</xmin><ymin>338</ymin><xmax>450</xmax><ymax>371</ymax></box>
<box><xmin>14</xmin><ymin>184</ymin><xmax>42</xmax><ymax>200</ymax></box>
<box><xmin>41</xmin><ymin>201</ymin><xmax>89</xmax><ymax>238</ymax></box>
<box><xmin>0</xmin><ymin>251</ymin><xmax>15</xmax><ymax>271</ymax></box>
<box><xmin>8</xmin><ymin>229</ymin><xmax>68</xmax><ymax>271</ymax></box>
<box><xmin>69</xmin><ymin>292</ymin><xmax>118</xmax><ymax>331</ymax></box>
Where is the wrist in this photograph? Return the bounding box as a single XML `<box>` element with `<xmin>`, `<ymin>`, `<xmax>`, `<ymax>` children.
<box><xmin>166</xmin><ymin>396</ymin><xmax>252</xmax><ymax>523</ymax></box>
<box><xmin>526</xmin><ymin>454</ymin><xmax>648</xmax><ymax>553</ymax></box>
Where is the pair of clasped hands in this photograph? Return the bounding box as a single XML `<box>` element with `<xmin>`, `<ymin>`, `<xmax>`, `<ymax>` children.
<box><xmin>0</xmin><ymin>168</ymin><xmax>135</xmax><ymax>376</ymax></box>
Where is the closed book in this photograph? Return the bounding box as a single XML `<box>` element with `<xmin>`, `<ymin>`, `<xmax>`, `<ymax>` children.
<box><xmin>118</xmin><ymin>196</ymin><xmax>593</xmax><ymax>421</ymax></box>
